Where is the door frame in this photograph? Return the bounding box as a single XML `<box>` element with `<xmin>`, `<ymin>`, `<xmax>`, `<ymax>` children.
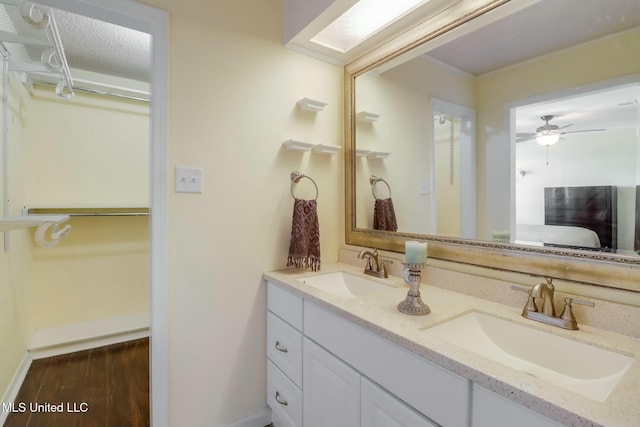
<box><xmin>37</xmin><ymin>0</ymin><xmax>170</xmax><ymax>425</ymax></box>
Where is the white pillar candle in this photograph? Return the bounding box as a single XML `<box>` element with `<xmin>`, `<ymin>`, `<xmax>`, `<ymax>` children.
<box><xmin>405</xmin><ymin>241</ymin><xmax>427</xmax><ymax>264</ymax></box>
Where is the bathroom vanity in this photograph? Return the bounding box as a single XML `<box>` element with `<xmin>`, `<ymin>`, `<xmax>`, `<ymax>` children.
<box><xmin>263</xmin><ymin>264</ymin><xmax>639</xmax><ymax>427</ymax></box>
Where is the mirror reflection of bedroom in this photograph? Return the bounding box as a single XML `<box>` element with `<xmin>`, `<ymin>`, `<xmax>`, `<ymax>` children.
<box><xmin>514</xmin><ymin>81</ymin><xmax>639</xmax><ymax>255</ymax></box>
<box><xmin>0</xmin><ymin>2</ymin><xmax>151</xmax><ymax>426</ymax></box>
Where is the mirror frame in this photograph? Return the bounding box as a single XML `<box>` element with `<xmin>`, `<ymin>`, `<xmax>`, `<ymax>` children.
<box><xmin>344</xmin><ymin>0</ymin><xmax>640</xmax><ymax>291</ymax></box>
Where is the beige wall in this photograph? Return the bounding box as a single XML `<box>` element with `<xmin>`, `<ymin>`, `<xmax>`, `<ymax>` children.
<box><xmin>0</xmin><ymin>74</ymin><xmax>32</xmax><ymax>401</ymax></box>
<box><xmin>137</xmin><ymin>0</ymin><xmax>344</xmax><ymax>425</ymax></box>
<box><xmin>0</xmin><ymin>77</ymin><xmax>150</xmax><ymax>396</ymax></box>
<box><xmin>24</xmin><ymin>88</ymin><xmax>149</xmax><ymax>206</ymax></box>
<box><xmin>355</xmin><ymin>57</ymin><xmax>474</xmax><ymax>235</ymax></box>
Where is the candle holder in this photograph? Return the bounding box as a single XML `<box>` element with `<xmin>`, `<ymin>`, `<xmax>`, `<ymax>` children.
<box><xmin>397</xmin><ymin>262</ymin><xmax>430</xmax><ymax>316</ymax></box>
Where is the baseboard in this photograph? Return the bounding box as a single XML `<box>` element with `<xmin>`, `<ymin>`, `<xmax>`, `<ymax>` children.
<box><xmin>28</xmin><ymin>312</ymin><xmax>150</xmax><ymax>359</ymax></box>
<box><xmin>0</xmin><ymin>353</ymin><xmax>32</xmax><ymax>426</ymax></box>
<box><xmin>225</xmin><ymin>407</ymin><xmax>272</xmax><ymax>427</ymax></box>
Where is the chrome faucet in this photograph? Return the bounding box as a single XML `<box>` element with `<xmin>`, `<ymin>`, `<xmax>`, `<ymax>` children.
<box><xmin>357</xmin><ymin>248</ymin><xmax>392</xmax><ymax>278</ymax></box>
<box><xmin>513</xmin><ymin>278</ymin><xmax>594</xmax><ymax>330</ymax></box>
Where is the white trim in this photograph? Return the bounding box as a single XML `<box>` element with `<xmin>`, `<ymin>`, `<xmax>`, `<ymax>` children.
<box><xmin>29</xmin><ymin>329</ymin><xmax>150</xmax><ymax>360</ymax></box>
<box><xmin>0</xmin><ymin>353</ymin><xmax>32</xmax><ymax>426</ymax></box>
<box><xmin>225</xmin><ymin>407</ymin><xmax>272</xmax><ymax>427</ymax></box>
<box><xmin>34</xmin><ymin>2</ymin><xmax>170</xmax><ymax>427</ymax></box>
<box><xmin>28</xmin><ymin>313</ymin><xmax>149</xmax><ymax>353</ymax></box>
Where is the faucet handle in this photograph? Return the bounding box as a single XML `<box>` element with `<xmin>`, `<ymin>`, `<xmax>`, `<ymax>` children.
<box><xmin>380</xmin><ymin>259</ymin><xmax>393</xmax><ymax>278</ymax></box>
<box><xmin>560</xmin><ymin>297</ymin><xmax>594</xmax><ymax>329</ymax></box>
<box><xmin>511</xmin><ymin>285</ymin><xmax>538</xmax><ymax>314</ymax></box>
<box><xmin>568</xmin><ymin>297</ymin><xmax>595</xmax><ymax>308</ymax></box>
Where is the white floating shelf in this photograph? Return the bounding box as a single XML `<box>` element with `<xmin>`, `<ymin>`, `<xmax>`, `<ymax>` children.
<box><xmin>367</xmin><ymin>151</ymin><xmax>391</xmax><ymax>159</ymax></box>
<box><xmin>357</xmin><ymin>111</ymin><xmax>381</xmax><ymax>122</ymax></box>
<box><xmin>297</xmin><ymin>97</ymin><xmax>328</xmax><ymax>112</ymax></box>
<box><xmin>283</xmin><ymin>139</ymin><xmax>314</xmax><ymax>151</ymax></box>
<box><xmin>356</xmin><ymin>149</ymin><xmax>371</xmax><ymax>157</ymax></box>
<box><xmin>312</xmin><ymin>144</ymin><xmax>341</xmax><ymax>155</ymax></box>
<box><xmin>0</xmin><ymin>215</ymin><xmax>70</xmax><ymax>232</ymax></box>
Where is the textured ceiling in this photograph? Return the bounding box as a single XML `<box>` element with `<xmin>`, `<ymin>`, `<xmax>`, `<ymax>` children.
<box><xmin>55</xmin><ymin>9</ymin><xmax>150</xmax><ymax>83</ymax></box>
<box><xmin>0</xmin><ymin>3</ymin><xmax>149</xmax><ymax>85</ymax></box>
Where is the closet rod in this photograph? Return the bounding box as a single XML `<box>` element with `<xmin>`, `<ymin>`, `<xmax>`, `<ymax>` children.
<box><xmin>24</xmin><ymin>207</ymin><xmax>149</xmax><ymax>217</ymax></box>
<box><xmin>31</xmin><ymin>79</ymin><xmax>150</xmax><ymax>103</ymax></box>
<box><xmin>62</xmin><ymin>212</ymin><xmax>148</xmax><ymax>217</ymax></box>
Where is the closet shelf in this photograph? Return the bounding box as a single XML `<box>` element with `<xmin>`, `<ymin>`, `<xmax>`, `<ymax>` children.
<box><xmin>0</xmin><ymin>215</ymin><xmax>70</xmax><ymax>232</ymax></box>
<box><xmin>23</xmin><ymin>206</ymin><xmax>150</xmax><ymax>217</ymax></box>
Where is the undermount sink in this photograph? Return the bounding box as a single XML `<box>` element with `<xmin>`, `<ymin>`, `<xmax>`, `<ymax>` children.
<box><xmin>424</xmin><ymin>311</ymin><xmax>633</xmax><ymax>402</ymax></box>
<box><xmin>297</xmin><ymin>271</ymin><xmax>395</xmax><ymax>300</ymax></box>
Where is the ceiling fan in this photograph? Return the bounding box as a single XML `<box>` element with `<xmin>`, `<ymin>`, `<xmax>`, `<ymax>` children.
<box><xmin>516</xmin><ymin>115</ymin><xmax>606</xmax><ymax>146</ymax></box>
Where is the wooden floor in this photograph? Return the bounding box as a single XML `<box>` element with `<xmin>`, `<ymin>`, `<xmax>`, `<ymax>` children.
<box><xmin>4</xmin><ymin>338</ymin><xmax>149</xmax><ymax>427</ymax></box>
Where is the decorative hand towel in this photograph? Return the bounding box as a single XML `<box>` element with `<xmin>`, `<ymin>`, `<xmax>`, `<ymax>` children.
<box><xmin>373</xmin><ymin>198</ymin><xmax>398</xmax><ymax>231</ymax></box>
<box><xmin>287</xmin><ymin>198</ymin><xmax>321</xmax><ymax>271</ymax></box>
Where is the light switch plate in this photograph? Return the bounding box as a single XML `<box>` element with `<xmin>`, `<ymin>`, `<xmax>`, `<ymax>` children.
<box><xmin>175</xmin><ymin>166</ymin><xmax>203</xmax><ymax>193</ymax></box>
<box><xmin>419</xmin><ymin>179</ymin><xmax>430</xmax><ymax>195</ymax></box>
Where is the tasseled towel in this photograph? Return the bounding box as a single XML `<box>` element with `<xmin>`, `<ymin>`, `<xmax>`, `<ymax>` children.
<box><xmin>287</xmin><ymin>198</ymin><xmax>321</xmax><ymax>271</ymax></box>
<box><xmin>373</xmin><ymin>198</ymin><xmax>398</xmax><ymax>232</ymax></box>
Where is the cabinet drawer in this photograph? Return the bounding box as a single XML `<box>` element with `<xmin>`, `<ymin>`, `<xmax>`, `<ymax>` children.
<box><xmin>304</xmin><ymin>301</ymin><xmax>469</xmax><ymax>427</ymax></box>
<box><xmin>268</xmin><ymin>282</ymin><xmax>303</xmax><ymax>330</ymax></box>
<box><xmin>267</xmin><ymin>359</ymin><xmax>302</xmax><ymax>427</ymax></box>
<box><xmin>267</xmin><ymin>311</ymin><xmax>303</xmax><ymax>388</ymax></box>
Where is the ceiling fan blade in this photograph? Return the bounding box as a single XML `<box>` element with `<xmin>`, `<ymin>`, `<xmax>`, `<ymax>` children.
<box><xmin>516</xmin><ymin>135</ymin><xmax>536</xmax><ymax>143</ymax></box>
<box><xmin>558</xmin><ymin>123</ymin><xmax>574</xmax><ymax>130</ymax></box>
<box><xmin>560</xmin><ymin>128</ymin><xmax>606</xmax><ymax>135</ymax></box>
<box><xmin>516</xmin><ymin>132</ymin><xmax>536</xmax><ymax>137</ymax></box>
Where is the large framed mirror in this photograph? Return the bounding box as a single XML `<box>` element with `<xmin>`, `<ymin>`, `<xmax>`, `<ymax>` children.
<box><xmin>345</xmin><ymin>0</ymin><xmax>640</xmax><ymax>290</ymax></box>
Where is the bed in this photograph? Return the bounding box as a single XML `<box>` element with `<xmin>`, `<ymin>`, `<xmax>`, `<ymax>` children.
<box><xmin>516</xmin><ymin>185</ymin><xmax>617</xmax><ymax>252</ymax></box>
<box><xmin>516</xmin><ymin>224</ymin><xmax>601</xmax><ymax>248</ymax></box>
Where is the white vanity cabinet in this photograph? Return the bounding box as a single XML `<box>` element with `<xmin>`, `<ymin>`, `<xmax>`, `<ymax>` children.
<box><xmin>361</xmin><ymin>377</ymin><xmax>438</xmax><ymax>427</ymax></box>
<box><xmin>303</xmin><ymin>337</ymin><xmax>361</xmax><ymax>427</ymax></box>
<box><xmin>303</xmin><ymin>300</ymin><xmax>468</xmax><ymax>427</ymax></box>
<box><xmin>267</xmin><ymin>283</ymin><xmax>304</xmax><ymax>427</ymax></box>
<box><xmin>472</xmin><ymin>384</ymin><xmax>565</xmax><ymax>427</ymax></box>
<box><xmin>266</xmin><ymin>281</ymin><xmax>566</xmax><ymax>427</ymax></box>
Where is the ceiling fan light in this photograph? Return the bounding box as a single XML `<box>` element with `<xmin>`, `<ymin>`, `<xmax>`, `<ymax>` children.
<box><xmin>536</xmin><ymin>133</ymin><xmax>560</xmax><ymax>146</ymax></box>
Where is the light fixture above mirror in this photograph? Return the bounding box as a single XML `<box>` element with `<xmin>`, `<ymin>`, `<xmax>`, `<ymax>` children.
<box><xmin>310</xmin><ymin>0</ymin><xmax>431</xmax><ymax>53</ymax></box>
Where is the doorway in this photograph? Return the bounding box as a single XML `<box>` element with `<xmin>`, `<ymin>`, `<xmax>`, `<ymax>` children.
<box><xmin>13</xmin><ymin>1</ymin><xmax>168</xmax><ymax>425</ymax></box>
<box><xmin>431</xmin><ymin>97</ymin><xmax>476</xmax><ymax>239</ymax></box>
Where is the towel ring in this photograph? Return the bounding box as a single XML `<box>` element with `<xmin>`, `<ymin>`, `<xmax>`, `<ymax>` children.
<box><xmin>290</xmin><ymin>171</ymin><xmax>319</xmax><ymax>200</ymax></box>
<box><xmin>370</xmin><ymin>175</ymin><xmax>391</xmax><ymax>200</ymax></box>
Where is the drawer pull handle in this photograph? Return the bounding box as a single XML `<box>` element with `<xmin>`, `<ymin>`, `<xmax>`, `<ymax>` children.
<box><xmin>275</xmin><ymin>341</ymin><xmax>288</xmax><ymax>353</ymax></box>
<box><xmin>275</xmin><ymin>391</ymin><xmax>288</xmax><ymax>406</ymax></box>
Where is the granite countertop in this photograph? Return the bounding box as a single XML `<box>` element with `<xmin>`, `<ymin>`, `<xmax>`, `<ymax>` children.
<box><xmin>264</xmin><ymin>263</ymin><xmax>640</xmax><ymax>427</ymax></box>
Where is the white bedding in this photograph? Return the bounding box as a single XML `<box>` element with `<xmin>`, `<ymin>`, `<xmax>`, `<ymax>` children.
<box><xmin>516</xmin><ymin>224</ymin><xmax>601</xmax><ymax>248</ymax></box>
